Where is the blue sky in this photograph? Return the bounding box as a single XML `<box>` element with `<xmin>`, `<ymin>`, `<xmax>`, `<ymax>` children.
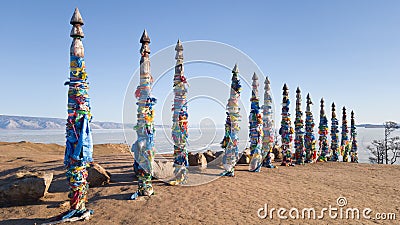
<box><xmin>1</xmin><ymin>0</ymin><xmax>399</xmax><ymax>125</ymax></box>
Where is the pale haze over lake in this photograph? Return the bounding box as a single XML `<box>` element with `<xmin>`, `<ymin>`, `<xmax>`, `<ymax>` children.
<box><xmin>1</xmin><ymin>128</ymin><xmax>399</xmax><ymax>164</ymax></box>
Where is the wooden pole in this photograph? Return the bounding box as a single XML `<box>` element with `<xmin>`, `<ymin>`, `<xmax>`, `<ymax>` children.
<box><xmin>221</xmin><ymin>64</ymin><xmax>242</xmax><ymax>177</ymax></box>
<box><xmin>262</xmin><ymin>77</ymin><xmax>275</xmax><ymax>168</ymax></box>
<box><xmin>170</xmin><ymin>39</ymin><xmax>189</xmax><ymax>185</ymax></box>
<box><xmin>294</xmin><ymin>87</ymin><xmax>305</xmax><ymax>164</ymax></box>
<box><xmin>330</xmin><ymin>102</ymin><xmax>340</xmax><ymax>161</ymax></box>
<box><xmin>317</xmin><ymin>98</ymin><xmax>329</xmax><ymax>162</ymax></box>
<box><xmin>341</xmin><ymin>107</ymin><xmax>350</xmax><ymax>162</ymax></box>
<box><xmin>304</xmin><ymin>94</ymin><xmax>316</xmax><ymax>163</ymax></box>
<box><xmin>64</xmin><ymin>7</ymin><xmax>93</xmax><ymax>215</ymax></box>
<box><xmin>279</xmin><ymin>84</ymin><xmax>294</xmax><ymax>166</ymax></box>
<box><xmin>350</xmin><ymin>111</ymin><xmax>359</xmax><ymax>163</ymax></box>
<box><xmin>131</xmin><ymin>30</ymin><xmax>157</xmax><ymax>197</ymax></box>
<box><xmin>249</xmin><ymin>73</ymin><xmax>263</xmax><ymax>172</ymax></box>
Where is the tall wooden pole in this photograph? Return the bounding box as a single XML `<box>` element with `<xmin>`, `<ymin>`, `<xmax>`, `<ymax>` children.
<box><xmin>294</xmin><ymin>87</ymin><xmax>305</xmax><ymax>164</ymax></box>
<box><xmin>64</xmin><ymin>7</ymin><xmax>93</xmax><ymax>216</ymax></box>
<box><xmin>304</xmin><ymin>94</ymin><xmax>316</xmax><ymax>163</ymax></box>
<box><xmin>170</xmin><ymin>40</ymin><xmax>189</xmax><ymax>185</ymax></box>
<box><xmin>249</xmin><ymin>73</ymin><xmax>264</xmax><ymax>172</ymax></box>
<box><xmin>350</xmin><ymin>111</ymin><xmax>359</xmax><ymax>163</ymax></box>
<box><xmin>330</xmin><ymin>103</ymin><xmax>340</xmax><ymax>161</ymax></box>
<box><xmin>341</xmin><ymin>107</ymin><xmax>350</xmax><ymax>162</ymax></box>
<box><xmin>279</xmin><ymin>84</ymin><xmax>294</xmax><ymax>166</ymax></box>
<box><xmin>262</xmin><ymin>77</ymin><xmax>275</xmax><ymax>168</ymax></box>
<box><xmin>131</xmin><ymin>30</ymin><xmax>157</xmax><ymax>197</ymax></box>
<box><xmin>221</xmin><ymin>64</ymin><xmax>242</xmax><ymax>176</ymax></box>
<box><xmin>317</xmin><ymin>98</ymin><xmax>329</xmax><ymax>162</ymax></box>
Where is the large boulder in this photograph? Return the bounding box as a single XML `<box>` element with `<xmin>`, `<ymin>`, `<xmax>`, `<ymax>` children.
<box><xmin>203</xmin><ymin>150</ymin><xmax>216</xmax><ymax>163</ymax></box>
<box><xmin>153</xmin><ymin>160</ymin><xmax>175</xmax><ymax>179</ymax></box>
<box><xmin>87</xmin><ymin>163</ymin><xmax>111</xmax><ymax>187</ymax></box>
<box><xmin>188</xmin><ymin>152</ymin><xmax>207</xmax><ymax>169</ymax></box>
<box><xmin>273</xmin><ymin>145</ymin><xmax>283</xmax><ymax>162</ymax></box>
<box><xmin>237</xmin><ymin>148</ymin><xmax>251</xmax><ymax>164</ymax></box>
<box><xmin>0</xmin><ymin>171</ymin><xmax>53</xmax><ymax>205</ymax></box>
<box><xmin>208</xmin><ymin>151</ymin><xmax>224</xmax><ymax>167</ymax></box>
<box><xmin>214</xmin><ymin>151</ymin><xmax>224</xmax><ymax>158</ymax></box>
<box><xmin>270</xmin><ymin>151</ymin><xmax>275</xmax><ymax>162</ymax></box>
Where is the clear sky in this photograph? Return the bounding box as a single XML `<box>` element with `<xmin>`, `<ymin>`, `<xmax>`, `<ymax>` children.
<box><xmin>1</xmin><ymin>0</ymin><xmax>399</xmax><ymax>125</ymax></box>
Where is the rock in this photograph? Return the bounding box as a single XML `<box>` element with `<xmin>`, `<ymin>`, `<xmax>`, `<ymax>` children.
<box><xmin>214</xmin><ymin>151</ymin><xmax>224</xmax><ymax>158</ymax></box>
<box><xmin>273</xmin><ymin>145</ymin><xmax>283</xmax><ymax>162</ymax></box>
<box><xmin>153</xmin><ymin>160</ymin><xmax>174</xmax><ymax>179</ymax></box>
<box><xmin>203</xmin><ymin>150</ymin><xmax>216</xmax><ymax>163</ymax></box>
<box><xmin>87</xmin><ymin>163</ymin><xmax>110</xmax><ymax>187</ymax></box>
<box><xmin>270</xmin><ymin>151</ymin><xmax>275</xmax><ymax>162</ymax></box>
<box><xmin>59</xmin><ymin>201</ymin><xmax>70</xmax><ymax>209</ymax></box>
<box><xmin>188</xmin><ymin>152</ymin><xmax>207</xmax><ymax>169</ymax></box>
<box><xmin>0</xmin><ymin>171</ymin><xmax>53</xmax><ymax>205</ymax></box>
<box><xmin>237</xmin><ymin>148</ymin><xmax>251</xmax><ymax>164</ymax></box>
<box><xmin>208</xmin><ymin>151</ymin><xmax>224</xmax><ymax>167</ymax></box>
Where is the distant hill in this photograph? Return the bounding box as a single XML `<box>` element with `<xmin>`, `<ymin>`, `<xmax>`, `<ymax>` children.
<box><xmin>1</xmin><ymin>115</ymin><xmax>389</xmax><ymax>130</ymax></box>
<box><xmin>0</xmin><ymin>115</ymin><xmax>134</xmax><ymax>130</ymax></box>
<box><xmin>356</xmin><ymin>124</ymin><xmax>385</xmax><ymax>128</ymax></box>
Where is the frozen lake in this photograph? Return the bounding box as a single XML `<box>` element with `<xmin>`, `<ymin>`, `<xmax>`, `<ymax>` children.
<box><xmin>1</xmin><ymin>127</ymin><xmax>398</xmax><ymax>164</ymax></box>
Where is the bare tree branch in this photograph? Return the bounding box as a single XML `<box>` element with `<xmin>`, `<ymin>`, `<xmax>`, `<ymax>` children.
<box><xmin>369</xmin><ymin>121</ymin><xmax>399</xmax><ymax>164</ymax></box>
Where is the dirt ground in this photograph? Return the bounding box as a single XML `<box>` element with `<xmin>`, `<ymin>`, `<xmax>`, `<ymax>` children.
<box><xmin>0</xmin><ymin>141</ymin><xmax>399</xmax><ymax>225</ymax></box>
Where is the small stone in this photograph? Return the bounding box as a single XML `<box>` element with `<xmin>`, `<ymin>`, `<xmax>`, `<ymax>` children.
<box><xmin>87</xmin><ymin>163</ymin><xmax>110</xmax><ymax>187</ymax></box>
<box><xmin>153</xmin><ymin>160</ymin><xmax>174</xmax><ymax>179</ymax></box>
<box><xmin>0</xmin><ymin>171</ymin><xmax>53</xmax><ymax>205</ymax></box>
<box><xmin>208</xmin><ymin>151</ymin><xmax>224</xmax><ymax>167</ymax></box>
<box><xmin>59</xmin><ymin>201</ymin><xmax>70</xmax><ymax>208</ymax></box>
<box><xmin>238</xmin><ymin>148</ymin><xmax>251</xmax><ymax>164</ymax></box>
<box><xmin>203</xmin><ymin>150</ymin><xmax>216</xmax><ymax>163</ymax></box>
<box><xmin>188</xmin><ymin>152</ymin><xmax>207</xmax><ymax>169</ymax></box>
<box><xmin>273</xmin><ymin>145</ymin><xmax>283</xmax><ymax>162</ymax></box>
<box><xmin>214</xmin><ymin>151</ymin><xmax>224</xmax><ymax>158</ymax></box>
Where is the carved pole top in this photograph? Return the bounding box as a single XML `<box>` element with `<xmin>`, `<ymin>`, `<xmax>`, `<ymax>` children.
<box><xmin>140</xmin><ymin>29</ymin><xmax>151</xmax><ymax>43</ymax></box>
<box><xmin>332</xmin><ymin>102</ymin><xmax>336</xmax><ymax>117</ymax></box>
<box><xmin>296</xmin><ymin>87</ymin><xmax>301</xmax><ymax>103</ymax></box>
<box><xmin>175</xmin><ymin>39</ymin><xmax>183</xmax><ymax>51</ymax></box>
<box><xmin>306</xmin><ymin>93</ymin><xmax>312</xmax><ymax>104</ymax></box>
<box><xmin>264</xmin><ymin>76</ymin><xmax>270</xmax><ymax>85</ymax></box>
<box><xmin>232</xmin><ymin>63</ymin><xmax>239</xmax><ymax>73</ymax></box>
<box><xmin>320</xmin><ymin>98</ymin><xmax>325</xmax><ymax>115</ymax></box>
<box><xmin>70</xmin><ymin>8</ymin><xmax>84</xmax><ymax>25</ymax></box>
<box><xmin>252</xmin><ymin>72</ymin><xmax>258</xmax><ymax>81</ymax></box>
<box><xmin>70</xmin><ymin>8</ymin><xmax>84</xmax><ymax>38</ymax></box>
<box><xmin>283</xmin><ymin>83</ymin><xmax>288</xmax><ymax>91</ymax></box>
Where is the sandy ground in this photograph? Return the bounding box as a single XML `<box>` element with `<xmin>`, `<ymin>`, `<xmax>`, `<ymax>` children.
<box><xmin>0</xmin><ymin>141</ymin><xmax>399</xmax><ymax>225</ymax></box>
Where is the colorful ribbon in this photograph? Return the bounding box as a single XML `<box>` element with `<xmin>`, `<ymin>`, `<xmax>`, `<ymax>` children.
<box><xmin>66</xmin><ymin>160</ymin><xmax>89</xmax><ymax>210</ymax></box>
